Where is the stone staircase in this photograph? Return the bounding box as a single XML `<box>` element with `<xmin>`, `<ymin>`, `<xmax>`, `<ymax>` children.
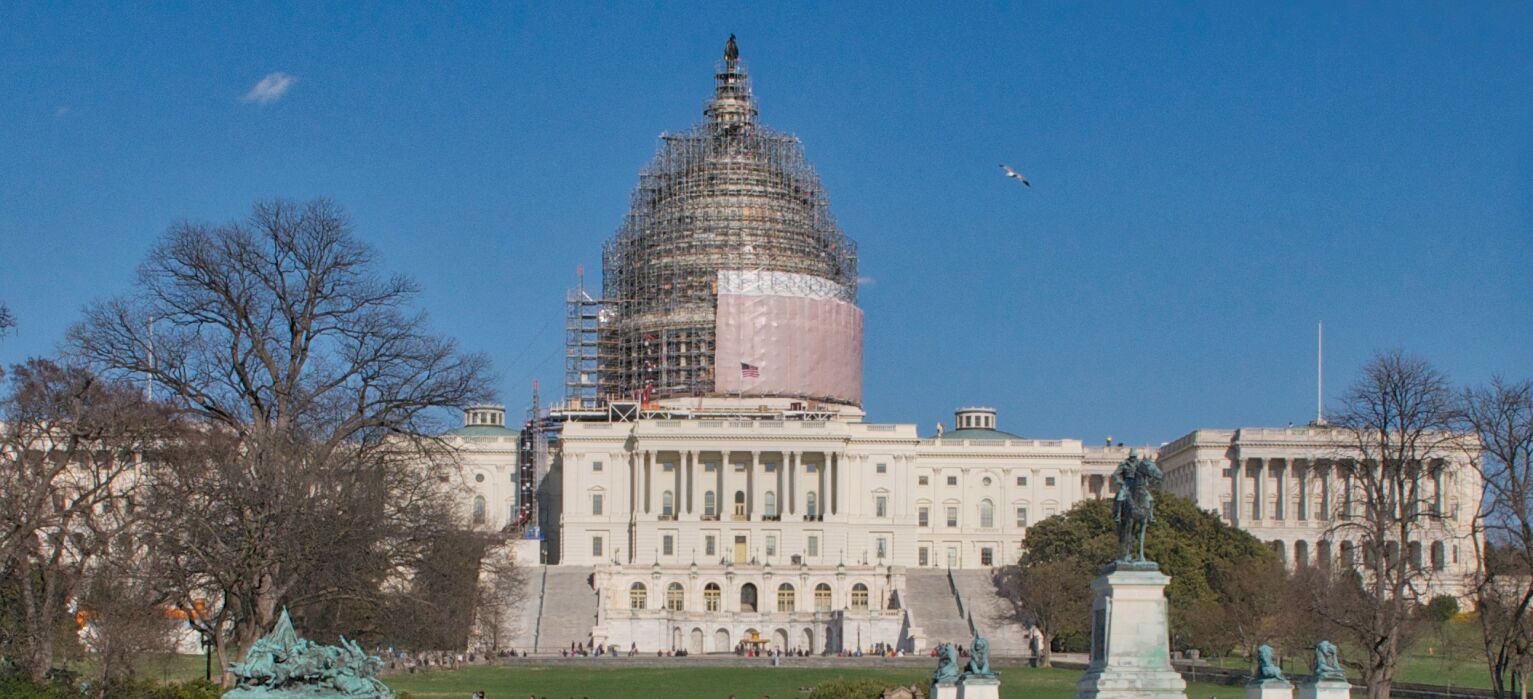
<box><xmin>533</xmin><ymin>566</ymin><xmax>598</xmax><ymax>653</ymax></box>
<box><xmin>949</xmin><ymin>568</ymin><xmax>1031</xmax><ymax>656</ymax></box>
<box><xmin>902</xmin><ymin>569</ymin><xmax>973</xmax><ymax>648</ymax></box>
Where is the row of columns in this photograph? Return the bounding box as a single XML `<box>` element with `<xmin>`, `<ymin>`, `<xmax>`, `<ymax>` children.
<box><xmin>629</xmin><ymin>449</ymin><xmax>844</xmax><ymax>521</ymax></box>
<box><xmin>1230</xmin><ymin>458</ymin><xmax>1452</xmax><ymax>525</ymax></box>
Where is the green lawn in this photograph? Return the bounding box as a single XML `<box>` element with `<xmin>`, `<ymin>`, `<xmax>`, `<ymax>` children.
<box><xmin>1198</xmin><ymin>618</ymin><xmax>1491</xmax><ymax>689</ymax></box>
<box><xmin>385</xmin><ymin>664</ymin><xmax>1249</xmax><ymax>699</ymax></box>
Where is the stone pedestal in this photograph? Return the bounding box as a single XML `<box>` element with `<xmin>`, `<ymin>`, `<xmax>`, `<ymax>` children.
<box><xmin>929</xmin><ymin>681</ymin><xmax>958</xmax><ymax>699</ymax></box>
<box><xmin>1247</xmin><ymin>679</ymin><xmax>1294</xmax><ymax>699</ymax></box>
<box><xmin>957</xmin><ymin>676</ymin><xmax>1000</xmax><ymax>699</ymax></box>
<box><xmin>1074</xmin><ymin>563</ymin><xmax>1188</xmax><ymax>699</ymax></box>
<box><xmin>1297</xmin><ymin>679</ymin><xmax>1351</xmax><ymax>699</ymax></box>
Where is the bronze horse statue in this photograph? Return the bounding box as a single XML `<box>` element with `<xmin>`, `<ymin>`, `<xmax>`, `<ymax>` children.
<box><xmin>1112</xmin><ymin>450</ymin><xmax>1163</xmax><ymax>562</ymax></box>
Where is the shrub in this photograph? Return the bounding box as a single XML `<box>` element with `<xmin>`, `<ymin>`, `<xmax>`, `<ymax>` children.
<box><xmin>809</xmin><ymin>677</ymin><xmax>921</xmax><ymax>699</ymax></box>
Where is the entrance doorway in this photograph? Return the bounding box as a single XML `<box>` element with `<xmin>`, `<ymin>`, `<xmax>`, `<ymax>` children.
<box><xmin>733</xmin><ymin>535</ymin><xmax>748</xmax><ymax>563</ymax></box>
<box><xmin>740</xmin><ymin>582</ymin><xmax>758</xmax><ymax>612</ymax></box>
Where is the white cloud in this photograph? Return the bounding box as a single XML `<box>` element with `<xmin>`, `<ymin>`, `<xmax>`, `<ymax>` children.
<box><xmin>241</xmin><ymin>72</ymin><xmax>296</xmax><ymax>105</ymax></box>
<box><xmin>857</xmin><ymin>275</ymin><xmax>876</xmax><ymax>287</ymax></box>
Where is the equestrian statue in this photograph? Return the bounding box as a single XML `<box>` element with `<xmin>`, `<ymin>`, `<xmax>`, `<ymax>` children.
<box><xmin>1112</xmin><ymin>449</ymin><xmax>1164</xmax><ymax>563</ymax></box>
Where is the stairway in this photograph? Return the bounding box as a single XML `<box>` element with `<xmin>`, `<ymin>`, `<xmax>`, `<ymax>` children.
<box><xmin>902</xmin><ymin>569</ymin><xmax>973</xmax><ymax>647</ymax></box>
<box><xmin>533</xmin><ymin>566</ymin><xmax>598</xmax><ymax>653</ymax></box>
<box><xmin>949</xmin><ymin>568</ymin><xmax>1031</xmax><ymax>656</ymax></box>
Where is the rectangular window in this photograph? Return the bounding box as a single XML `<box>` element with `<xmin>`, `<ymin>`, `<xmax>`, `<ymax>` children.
<box><xmin>592</xmin><ymin>536</ymin><xmax>603</xmax><ymax>558</ymax></box>
<box><xmin>1016</xmin><ymin>476</ymin><xmax>1027</xmax><ymax>486</ymax></box>
<box><xmin>765</xmin><ymin>462</ymin><xmax>777</xmax><ymax>472</ymax></box>
<box><xmin>876</xmin><ymin>538</ymin><xmax>888</xmax><ymax>559</ymax></box>
<box><xmin>592</xmin><ymin>493</ymin><xmax>603</xmax><ymax>515</ymax></box>
<box><xmin>735</xmin><ymin>462</ymin><xmax>747</xmax><ymax>472</ymax></box>
<box><xmin>918</xmin><ymin>507</ymin><xmax>929</xmax><ymax>527</ymax></box>
<box><xmin>1045</xmin><ymin>476</ymin><xmax>1056</xmax><ymax>487</ymax></box>
<box><xmin>592</xmin><ymin>460</ymin><xmax>603</xmax><ymax>472</ymax></box>
<box><xmin>766</xmin><ymin>535</ymin><xmax>777</xmax><ymax>557</ymax></box>
<box><xmin>1016</xmin><ymin>506</ymin><xmax>1028</xmax><ymax>528</ymax></box>
<box><xmin>663</xmin><ymin>462</ymin><xmax>674</xmax><ymax>472</ymax></box>
<box><xmin>807</xmin><ymin>463</ymin><xmax>818</xmax><ymax>472</ymax></box>
<box><xmin>705</xmin><ymin>463</ymin><xmax>717</xmax><ymax>472</ymax></box>
<box><xmin>705</xmin><ymin>535</ymin><xmax>716</xmax><ymax>557</ymax></box>
<box><xmin>919</xmin><ymin>475</ymin><xmax>929</xmax><ymax>486</ymax></box>
<box><xmin>807</xmin><ymin>535</ymin><xmax>819</xmax><ymax>557</ymax></box>
<box><xmin>981</xmin><ymin>547</ymin><xmax>994</xmax><ymax>566</ymax></box>
<box><xmin>946</xmin><ymin>475</ymin><xmax>958</xmax><ymax>486</ymax></box>
<box><xmin>662</xmin><ymin>535</ymin><xmax>674</xmax><ymax>556</ymax></box>
<box><xmin>946</xmin><ymin>506</ymin><xmax>959</xmax><ymax>527</ymax></box>
<box><xmin>877</xmin><ymin>462</ymin><xmax>887</xmax><ymax>474</ymax></box>
<box><xmin>918</xmin><ymin>546</ymin><xmax>929</xmax><ymax>567</ymax></box>
<box><xmin>876</xmin><ymin>495</ymin><xmax>888</xmax><ymax>518</ymax></box>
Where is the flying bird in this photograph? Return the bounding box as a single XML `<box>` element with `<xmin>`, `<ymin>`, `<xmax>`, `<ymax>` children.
<box><xmin>999</xmin><ymin>164</ymin><xmax>1030</xmax><ymax>187</ymax></box>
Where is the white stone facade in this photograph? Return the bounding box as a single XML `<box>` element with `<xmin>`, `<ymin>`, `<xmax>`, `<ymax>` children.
<box><xmin>446</xmin><ymin>405</ymin><xmax>522</xmax><ymax>534</ymax></box>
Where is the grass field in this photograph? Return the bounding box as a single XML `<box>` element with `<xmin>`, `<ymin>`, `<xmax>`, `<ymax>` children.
<box><xmin>1199</xmin><ymin>619</ymin><xmax>1490</xmax><ymax>689</ymax></box>
<box><xmin>384</xmin><ymin>664</ymin><xmax>1250</xmax><ymax>699</ymax></box>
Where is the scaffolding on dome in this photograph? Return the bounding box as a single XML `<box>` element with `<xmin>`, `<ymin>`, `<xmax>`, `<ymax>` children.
<box><xmin>594</xmin><ymin>51</ymin><xmax>859</xmax><ymax>405</ymax></box>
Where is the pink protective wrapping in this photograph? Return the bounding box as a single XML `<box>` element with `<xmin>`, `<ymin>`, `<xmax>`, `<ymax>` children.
<box><xmin>713</xmin><ymin>292</ymin><xmax>864</xmax><ymax>405</ymax></box>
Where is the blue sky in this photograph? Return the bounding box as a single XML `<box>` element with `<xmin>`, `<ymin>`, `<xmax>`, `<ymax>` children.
<box><xmin>2</xmin><ymin>3</ymin><xmax>1529</xmax><ymax>444</ymax></box>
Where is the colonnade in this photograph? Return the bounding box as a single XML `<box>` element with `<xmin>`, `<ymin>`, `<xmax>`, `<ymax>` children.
<box><xmin>627</xmin><ymin>449</ymin><xmax>844</xmax><ymax>522</ymax></box>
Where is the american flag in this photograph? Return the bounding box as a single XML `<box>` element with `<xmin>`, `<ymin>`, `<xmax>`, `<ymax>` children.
<box><xmin>740</xmin><ymin>362</ymin><xmax>760</xmax><ymax>378</ymax></box>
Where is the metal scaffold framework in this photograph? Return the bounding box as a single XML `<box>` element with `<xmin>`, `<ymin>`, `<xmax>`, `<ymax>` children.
<box><xmin>594</xmin><ymin>47</ymin><xmax>858</xmax><ymax>404</ymax></box>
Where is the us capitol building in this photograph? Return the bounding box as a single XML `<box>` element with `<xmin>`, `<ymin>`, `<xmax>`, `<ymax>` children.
<box><xmin>446</xmin><ymin>38</ymin><xmax>1480</xmax><ymax>656</ymax></box>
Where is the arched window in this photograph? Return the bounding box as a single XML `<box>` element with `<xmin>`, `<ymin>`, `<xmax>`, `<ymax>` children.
<box><xmin>662</xmin><ymin>490</ymin><xmax>674</xmax><ymax>516</ymax></box>
<box><xmin>630</xmin><ymin>582</ymin><xmax>647</xmax><ymax>609</ymax></box>
<box><xmin>850</xmin><ymin>583</ymin><xmax>869</xmax><ymax>610</ymax></box>
<box><xmin>704</xmin><ymin>491</ymin><xmax>716</xmax><ymax>517</ymax></box>
<box><xmin>815</xmin><ymin>583</ymin><xmax>832</xmax><ymax>612</ymax></box>
<box><xmin>734</xmin><ymin>491</ymin><xmax>747</xmax><ymax>518</ymax></box>
<box><xmin>740</xmin><ymin>583</ymin><xmax>758</xmax><ymax>612</ymax></box>
<box><xmin>666</xmin><ymin>582</ymin><xmax>685</xmax><ymax>611</ymax></box>
<box><xmin>979</xmin><ymin>499</ymin><xmax>994</xmax><ymax>528</ymax></box>
<box><xmin>807</xmin><ymin>492</ymin><xmax>818</xmax><ymax>517</ymax></box>
<box><xmin>1317</xmin><ymin>540</ymin><xmax>1333</xmax><ymax>568</ymax></box>
<box><xmin>1294</xmin><ymin>540</ymin><xmax>1310</xmax><ymax>567</ymax></box>
<box><xmin>704</xmin><ymin>583</ymin><xmax>721</xmax><ymax>612</ymax></box>
<box><xmin>472</xmin><ymin>496</ymin><xmax>486</xmax><ymax>525</ymax></box>
<box><xmin>1431</xmin><ymin>541</ymin><xmax>1447</xmax><ymax>571</ymax></box>
<box><xmin>1341</xmin><ymin>541</ymin><xmax>1356</xmax><ymax>568</ymax></box>
<box><xmin>1408</xmin><ymin>541</ymin><xmax>1424</xmax><ymax>571</ymax></box>
<box><xmin>1272</xmin><ymin>540</ymin><xmax>1287</xmax><ymax>563</ymax></box>
<box><xmin>776</xmin><ymin>583</ymin><xmax>796</xmax><ymax>612</ymax></box>
<box><xmin>765</xmin><ymin>491</ymin><xmax>777</xmax><ymax>517</ymax></box>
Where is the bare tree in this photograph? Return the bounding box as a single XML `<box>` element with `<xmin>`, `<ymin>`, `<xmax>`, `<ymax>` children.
<box><xmin>1003</xmin><ymin>557</ymin><xmax>1091</xmax><ymax>667</ymax></box>
<box><xmin>1320</xmin><ymin>351</ymin><xmax>1465</xmax><ymax>699</ymax></box>
<box><xmin>0</xmin><ymin>359</ymin><xmax>177</xmax><ymax>680</ymax></box>
<box><xmin>67</xmin><ymin>199</ymin><xmax>493</xmax><ymax>681</ymax></box>
<box><xmin>1464</xmin><ymin>377</ymin><xmax>1533</xmax><ymax>699</ymax></box>
<box><xmin>0</xmin><ymin>302</ymin><xmax>14</xmax><ymax>337</ymax></box>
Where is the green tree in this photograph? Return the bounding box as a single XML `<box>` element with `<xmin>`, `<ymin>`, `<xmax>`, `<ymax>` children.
<box><xmin>1021</xmin><ymin>491</ymin><xmax>1278</xmax><ymax>653</ymax></box>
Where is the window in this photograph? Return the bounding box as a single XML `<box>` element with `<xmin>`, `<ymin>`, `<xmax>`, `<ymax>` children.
<box><xmin>919</xmin><ymin>475</ymin><xmax>929</xmax><ymax>486</ymax></box>
<box><xmin>475</xmin><ymin>473</ymin><xmax>485</xmax><ymax>483</ymax></box>
<box><xmin>946</xmin><ymin>506</ymin><xmax>959</xmax><ymax>528</ymax></box>
<box><xmin>876</xmin><ymin>495</ymin><xmax>888</xmax><ymax>518</ymax></box>
<box><xmin>735</xmin><ymin>462</ymin><xmax>747</xmax><ymax>472</ymax></box>
<box><xmin>592</xmin><ymin>493</ymin><xmax>604</xmax><ymax>515</ymax></box>
<box><xmin>850</xmin><ymin>583</ymin><xmax>869</xmax><ymax>610</ymax></box>
<box><xmin>592</xmin><ymin>460</ymin><xmax>603</xmax><ymax>472</ymax></box>
<box><xmin>981</xmin><ymin>547</ymin><xmax>994</xmax><ymax>566</ymax></box>
<box><xmin>592</xmin><ymin>536</ymin><xmax>604</xmax><ymax>558</ymax></box>
<box><xmin>807</xmin><ymin>463</ymin><xmax>818</xmax><ymax>472</ymax></box>
<box><xmin>815</xmin><ymin>583</ymin><xmax>832</xmax><ymax>611</ymax></box>
<box><xmin>946</xmin><ymin>475</ymin><xmax>958</xmax><ymax>486</ymax></box>
<box><xmin>734</xmin><ymin>491</ymin><xmax>747</xmax><ymax>518</ymax></box>
<box><xmin>666</xmin><ymin>582</ymin><xmax>684</xmax><ymax>611</ymax></box>
<box><xmin>1017</xmin><ymin>476</ymin><xmax>1027</xmax><ymax>486</ymax></box>
<box><xmin>704</xmin><ymin>583</ymin><xmax>721</xmax><ymax>612</ymax></box>
<box><xmin>1016</xmin><ymin>506</ymin><xmax>1028</xmax><ymax>528</ymax></box>
<box><xmin>705</xmin><ymin>462</ymin><xmax>717</xmax><ymax>472</ymax></box>
<box><xmin>766</xmin><ymin>535</ymin><xmax>777</xmax><ymax>557</ymax></box>
<box><xmin>877</xmin><ymin>463</ymin><xmax>887</xmax><ymax>474</ymax></box>
<box><xmin>765</xmin><ymin>491</ymin><xmax>777</xmax><ymax>517</ymax></box>
<box><xmin>765</xmin><ymin>462</ymin><xmax>776</xmax><ymax>472</ymax></box>
<box><xmin>807</xmin><ymin>535</ymin><xmax>819</xmax><ymax>557</ymax></box>
<box><xmin>777</xmin><ymin>583</ymin><xmax>796</xmax><ymax>612</ymax></box>
<box><xmin>705</xmin><ymin>535</ymin><xmax>716</xmax><ymax>557</ymax></box>
<box><xmin>704</xmin><ymin>491</ymin><xmax>716</xmax><ymax>516</ymax></box>
<box><xmin>663</xmin><ymin>462</ymin><xmax>674</xmax><ymax>472</ymax></box>
<box><xmin>807</xmin><ymin>492</ymin><xmax>818</xmax><ymax>517</ymax></box>
<box><xmin>1045</xmin><ymin>476</ymin><xmax>1056</xmax><ymax>487</ymax></box>
<box><xmin>982</xmin><ymin>477</ymin><xmax>992</xmax><ymax>486</ymax></box>
<box><xmin>947</xmin><ymin>547</ymin><xmax>958</xmax><ymax>568</ymax></box>
<box><xmin>979</xmin><ymin>500</ymin><xmax>994</xmax><ymax>528</ymax></box>
<box><xmin>919</xmin><ymin>546</ymin><xmax>930</xmax><ymax>567</ymax></box>
<box><xmin>876</xmin><ymin>537</ymin><xmax>887</xmax><ymax>559</ymax></box>
<box><xmin>662</xmin><ymin>535</ymin><xmax>674</xmax><ymax>556</ymax></box>
<box><xmin>472</xmin><ymin>496</ymin><xmax>486</xmax><ymax>525</ymax></box>
<box><xmin>918</xmin><ymin>507</ymin><xmax>929</xmax><ymax>527</ymax></box>
<box><xmin>630</xmin><ymin>582</ymin><xmax>647</xmax><ymax>609</ymax></box>
<box><xmin>662</xmin><ymin>491</ymin><xmax>674</xmax><ymax>516</ymax></box>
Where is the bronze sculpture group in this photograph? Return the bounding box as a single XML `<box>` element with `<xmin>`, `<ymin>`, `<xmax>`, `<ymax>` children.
<box><xmin>226</xmin><ymin>608</ymin><xmax>393</xmax><ymax>698</ymax></box>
